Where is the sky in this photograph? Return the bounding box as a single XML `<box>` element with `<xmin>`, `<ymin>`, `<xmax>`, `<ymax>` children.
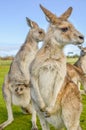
<box><xmin>0</xmin><ymin>0</ymin><xmax>86</xmax><ymax>56</ymax></box>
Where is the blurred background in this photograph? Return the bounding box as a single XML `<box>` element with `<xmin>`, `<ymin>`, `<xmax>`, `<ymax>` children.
<box><xmin>0</xmin><ymin>0</ymin><xmax>86</xmax><ymax>57</ymax></box>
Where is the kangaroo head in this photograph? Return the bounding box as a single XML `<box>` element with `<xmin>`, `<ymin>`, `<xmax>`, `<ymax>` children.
<box><xmin>26</xmin><ymin>17</ymin><xmax>45</xmax><ymax>42</ymax></box>
<box><xmin>78</xmin><ymin>46</ymin><xmax>86</xmax><ymax>56</ymax></box>
<box><xmin>40</xmin><ymin>4</ymin><xmax>84</xmax><ymax>47</ymax></box>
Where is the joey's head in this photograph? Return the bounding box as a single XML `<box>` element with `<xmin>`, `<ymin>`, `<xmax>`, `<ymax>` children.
<box><xmin>40</xmin><ymin>4</ymin><xmax>84</xmax><ymax>47</ymax></box>
<box><xmin>26</xmin><ymin>17</ymin><xmax>45</xmax><ymax>42</ymax></box>
<box><xmin>15</xmin><ymin>84</ymin><xmax>26</xmax><ymax>95</ymax></box>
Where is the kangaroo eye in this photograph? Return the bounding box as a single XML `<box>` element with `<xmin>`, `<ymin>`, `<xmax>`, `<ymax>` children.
<box><xmin>39</xmin><ymin>31</ymin><xmax>43</xmax><ymax>34</ymax></box>
<box><xmin>61</xmin><ymin>27</ymin><xmax>68</xmax><ymax>32</ymax></box>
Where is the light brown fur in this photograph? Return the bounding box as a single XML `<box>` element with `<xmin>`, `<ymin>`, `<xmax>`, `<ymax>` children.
<box><xmin>67</xmin><ymin>63</ymin><xmax>86</xmax><ymax>94</ymax></box>
<box><xmin>67</xmin><ymin>46</ymin><xmax>86</xmax><ymax>94</ymax></box>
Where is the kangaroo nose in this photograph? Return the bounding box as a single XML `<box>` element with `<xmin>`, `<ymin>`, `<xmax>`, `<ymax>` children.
<box><xmin>79</xmin><ymin>35</ymin><xmax>84</xmax><ymax>40</ymax></box>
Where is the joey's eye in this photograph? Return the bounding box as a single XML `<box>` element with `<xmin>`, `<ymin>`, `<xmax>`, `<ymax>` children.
<box><xmin>61</xmin><ymin>27</ymin><xmax>68</xmax><ymax>32</ymax></box>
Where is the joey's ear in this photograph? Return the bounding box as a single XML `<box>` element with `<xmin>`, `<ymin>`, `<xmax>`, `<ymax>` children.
<box><xmin>60</xmin><ymin>7</ymin><xmax>73</xmax><ymax>20</ymax></box>
<box><xmin>26</xmin><ymin>17</ymin><xmax>38</xmax><ymax>28</ymax></box>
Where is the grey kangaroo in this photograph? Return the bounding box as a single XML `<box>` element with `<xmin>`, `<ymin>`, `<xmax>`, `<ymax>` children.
<box><xmin>0</xmin><ymin>17</ymin><xmax>45</xmax><ymax>130</ymax></box>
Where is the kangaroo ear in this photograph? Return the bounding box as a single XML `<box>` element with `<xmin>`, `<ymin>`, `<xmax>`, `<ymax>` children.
<box><xmin>40</xmin><ymin>4</ymin><xmax>61</xmax><ymax>24</ymax></box>
<box><xmin>26</xmin><ymin>17</ymin><xmax>38</xmax><ymax>28</ymax></box>
<box><xmin>26</xmin><ymin>17</ymin><xmax>33</xmax><ymax>28</ymax></box>
<box><xmin>60</xmin><ymin>7</ymin><xmax>73</xmax><ymax>20</ymax></box>
<box><xmin>45</xmin><ymin>16</ymin><xmax>51</xmax><ymax>22</ymax></box>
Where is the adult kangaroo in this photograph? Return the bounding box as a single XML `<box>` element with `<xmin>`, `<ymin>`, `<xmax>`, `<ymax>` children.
<box><xmin>30</xmin><ymin>5</ymin><xmax>84</xmax><ymax>130</ymax></box>
<box><xmin>0</xmin><ymin>17</ymin><xmax>45</xmax><ymax>130</ymax></box>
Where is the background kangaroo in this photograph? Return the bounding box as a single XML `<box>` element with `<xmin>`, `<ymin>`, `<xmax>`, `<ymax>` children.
<box><xmin>0</xmin><ymin>17</ymin><xmax>45</xmax><ymax>130</ymax></box>
<box><xmin>74</xmin><ymin>46</ymin><xmax>86</xmax><ymax>74</ymax></box>
<box><xmin>67</xmin><ymin>63</ymin><xmax>86</xmax><ymax>94</ymax></box>
<box><xmin>75</xmin><ymin>46</ymin><xmax>86</xmax><ymax>93</ymax></box>
<box><xmin>30</xmin><ymin>4</ymin><xmax>84</xmax><ymax>130</ymax></box>
<box><xmin>67</xmin><ymin>46</ymin><xmax>86</xmax><ymax>95</ymax></box>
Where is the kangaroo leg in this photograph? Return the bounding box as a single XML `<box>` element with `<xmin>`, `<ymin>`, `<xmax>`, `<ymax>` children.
<box><xmin>31</xmin><ymin>102</ymin><xmax>38</xmax><ymax>130</ymax></box>
<box><xmin>32</xmin><ymin>100</ymin><xmax>50</xmax><ymax>130</ymax></box>
<box><xmin>62</xmin><ymin>82</ymin><xmax>82</xmax><ymax>130</ymax></box>
<box><xmin>0</xmin><ymin>76</ymin><xmax>14</xmax><ymax>129</ymax></box>
<box><xmin>21</xmin><ymin>103</ymin><xmax>32</xmax><ymax>115</ymax></box>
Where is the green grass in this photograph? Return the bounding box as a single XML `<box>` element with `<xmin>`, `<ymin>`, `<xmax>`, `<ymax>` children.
<box><xmin>0</xmin><ymin>59</ymin><xmax>86</xmax><ymax>130</ymax></box>
<box><xmin>67</xmin><ymin>57</ymin><xmax>78</xmax><ymax>64</ymax></box>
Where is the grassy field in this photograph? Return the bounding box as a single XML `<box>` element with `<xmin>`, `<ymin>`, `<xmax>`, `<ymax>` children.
<box><xmin>0</xmin><ymin>58</ymin><xmax>86</xmax><ymax>130</ymax></box>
